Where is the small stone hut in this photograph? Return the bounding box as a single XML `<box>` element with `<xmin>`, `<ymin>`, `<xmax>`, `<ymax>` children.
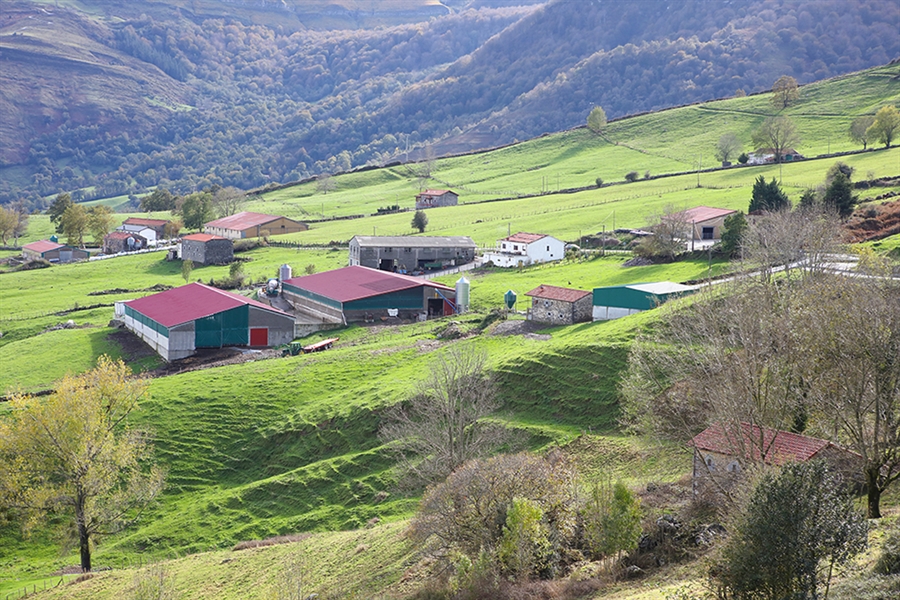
<box><xmin>181</xmin><ymin>233</ymin><xmax>234</xmax><ymax>265</ymax></box>
<box><xmin>525</xmin><ymin>284</ymin><xmax>592</xmax><ymax>325</ymax></box>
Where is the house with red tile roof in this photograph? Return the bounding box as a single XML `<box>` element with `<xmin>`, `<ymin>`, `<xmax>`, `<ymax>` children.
<box><xmin>203</xmin><ymin>212</ymin><xmax>307</xmax><ymax>239</ymax></box>
<box><xmin>282</xmin><ymin>265</ymin><xmax>455</xmax><ymax>324</ymax></box>
<box><xmin>116</xmin><ymin>283</ymin><xmax>294</xmax><ymax>361</ymax></box>
<box><xmin>180</xmin><ymin>233</ymin><xmax>233</xmax><ymax>265</ymax></box>
<box><xmin>22</xmin><ymin>240</ymin><xmax>90</xmax><ymax>263</ymax></box>
<box><xmin>483</xmin><ymin>232</ymin><xmax>565</xmax><ymax>268</ymax></box>
<box><xmin>662</xmin><ymin>206</ymin><xmax>737</xmax><ymax>244</ymax></box>
<box><xmin>525</xmin><ymin>284</ymin><xmax>592</xmax><ymax>325</ymax></box>
<box><xmin>120</xmin><ymin>217</ymin><xmax>172</xmax><ymax>242</ymax></box>
<box><xmin>690</xmin><ymin>422</ymin><xmax>863</xmax><ymax>495</ymax></box>
<box><xmin>415</xmin><ymin>189</ymin><xmax>458</xmax><ymax>210</ymax></box>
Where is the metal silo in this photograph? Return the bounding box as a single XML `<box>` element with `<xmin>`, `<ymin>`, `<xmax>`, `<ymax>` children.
<box><xmin>455</xmin><ymin>276</ymin><xmax>470</xmax><ymax>313</ymax></box>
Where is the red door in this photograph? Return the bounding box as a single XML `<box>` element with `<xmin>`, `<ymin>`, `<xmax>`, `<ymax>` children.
<box><xmin>249</xmin><ymin>328</ymin><xmax>268</xmax><ymax>346</ymax></box>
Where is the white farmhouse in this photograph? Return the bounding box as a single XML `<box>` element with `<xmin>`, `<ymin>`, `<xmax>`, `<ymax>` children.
<box><xmin>482</xmin><ymin>232</ymin><xmax>565</xmax><ymax>268</ymax></box>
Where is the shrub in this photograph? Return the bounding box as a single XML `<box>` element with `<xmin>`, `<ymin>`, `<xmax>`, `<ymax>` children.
<box><xmin>580</xmin><ymin>481</ymin><xmax>642</xmax><ymax>561</ymax></box>
<box><xmin>737</xmin><ymin>152</ymin><xmax>749</xmax><ymax>164</ymax></box>
<box><xmin>875</xmin><ymin>520</ymin><xmax>900</xmax><ymax>575</ymax></box>
<box><xmin>625</xmin><ymin>171</ymin><xmax>639</xmax><ymax>182</ymax></box>
<box><xmin>127</xmin><ymin>564</ymin><xmax>178</xmax><ymax>600</ymax></box>
<box><xmin>595</xmin><ymin>177</ymin><xmax>604</xmax><ymax>187</ymax></box>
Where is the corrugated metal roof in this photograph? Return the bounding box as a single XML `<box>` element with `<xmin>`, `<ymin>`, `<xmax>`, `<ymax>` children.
<box><xmin>124</xmin><ymin>217</ymin><xmax>169</xmax><ymax>227</ymax></box>
<box><xmin>626</xmin><ymin>282</ymin><xmax>697</xmax><ymax>295</ymax></box>
<box><xmin>204</xmin><ymin>211</ymin><xmax>286</xmax><ymax>230</ymax></box>
<box><xmin>690</xmin><ymin>422</ymin><xmax>856</xmax><ymax>466</ymax></box>
<box><xmin>23</xmin><ymin>240</ymin><xmax>64</xmax><ymax>253</ymax></box>
<box><xmin>525</xmin><ymin>284</ymin><xmax>591</xmax><ymax>302</ymax></box>
<box><xmin>352</xmin><ymin>235</ymin><xmax>476</xmax><ymax>248</ymax></box>
<box><xmin>667</xmin><ymin>206</ymin><xmax>737</xmax><ymax>223</ymax></box>
<box><xmin>183</xmin><ymin>233</ymin><xmax>228</xmax><ymax>242</ymax></box>
<box><xmin>283</xmin><ymin>265</ymin><xmax>453</xmax><ymax>303</ymax></box>
<box><xmin>123</xmin><ymin>282</ymin><xmax>290</xmax><ymax>327</ymax></box>
<box><xmin>503</xmin><ymin>232</ymin><xmax>547</xmax><ymax>244</ymax></box>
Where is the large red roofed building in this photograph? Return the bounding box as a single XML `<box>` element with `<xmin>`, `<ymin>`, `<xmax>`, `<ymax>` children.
<box><xmin>116</xmin><ymin>283</ymin><xmax>295</xmax><ymax>361</ymax></box>
<box><xmin>203</xmin><ymin>211</ymin><xmax>308</xmax><ymax>239</ymax></box>
<box><xmin>525</xmin><ymin>284</ymin><xmax>592</xmax><ymax>325</ymax></box>
<box><xmin>282</xmin><ymin>265</ymin><xmax>456</xmax><ymax>324</ymax></box>
<box><xmin>483</xmin><ymin>232</ymin><xmax>566</xmax><ymax>268</ymax></box>
<box><xmin>690</xmin><ymin>422</ymin><xmax>863</xmax><ymax>495</ymax></box>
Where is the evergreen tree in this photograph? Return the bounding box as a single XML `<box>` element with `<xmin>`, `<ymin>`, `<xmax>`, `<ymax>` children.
<box><xmin>823</xmin><ymin>172</ymin><xmax>857</xmax><ymax>218</ymax></box>
<box><xmin>719</xmin><ymin>211</ymin><xmax>748</xmax><ymax>258</ymax></box>
<box><xmin>749</xmin><ymin>176</ymin><xmax>790</xmax><ymax>213</ymax></box>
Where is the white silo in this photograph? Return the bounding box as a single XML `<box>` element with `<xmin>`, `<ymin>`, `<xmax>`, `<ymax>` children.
<box><xmin>279</xmin><ymin>264</ymin><xmax>293</xmax><ymax>282</ymax></box>
<box><xmin>455</xmin><ymin>276</ymin><xmax>470</xmax><ymax>314</ymax></box>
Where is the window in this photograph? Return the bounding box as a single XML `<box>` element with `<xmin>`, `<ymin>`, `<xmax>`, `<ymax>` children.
<box><xmin>705</xmin><ymin>456</ymin><xmax>715</xmax><ymax>471</ymax></box>
<box><xmin>513</xmin><ymin>244</ymin><xmax>519</xmax><ymax>251</ymax></box>
<box><xmin>547</xmin><ymin>245</ymin><xmax>550</xmax><ymax>251</ymax></box>
<box><xmin>702</xmin><ymin>226</ymin><xmax>715</xmax><ymax>240</ymax></box>
<box><xmin>727</xmin><ymin>461</ymin><xmax>741</xmax><ymax>473</ymax></box>
<box><xmin>543</xmin><ymin>300</ymin><xmax>551</xmax><ymax>307</ymax></box>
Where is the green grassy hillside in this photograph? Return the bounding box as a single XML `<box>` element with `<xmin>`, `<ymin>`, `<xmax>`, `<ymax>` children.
<box><xmin>2</xmin><ymin>63</ymin><xmax>900</xmax><ymax>598</ymax></box>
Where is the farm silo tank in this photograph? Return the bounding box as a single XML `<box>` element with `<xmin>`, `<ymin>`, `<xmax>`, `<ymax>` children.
<box><xmin>279</xmin><ymin>264</ymin><xmax>292</xmax><ymax>281</ymax></box>
<box><xmin>455</xmin><ymin>276</ymin><xmax>470</xmax><ymax>313</ymax></box>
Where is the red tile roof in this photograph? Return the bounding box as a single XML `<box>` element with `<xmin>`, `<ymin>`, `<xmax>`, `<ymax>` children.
<box><xmin>503</xmin><ymin>232</ymin><xmax>547</xmax><ymax>244</ymax></box>
<box><xmin>124</xmin><ymin>217</ymin><xmax>170</xmax><ymax>227</ymax></box>
<box><xmin>283</xmin><ymin>265</ymin><xmax>453</xmax><ymax>303</ymax></box>
<box><xmin>106</xmin><ymin>231</ymin><xmax>142</xmax><ymax>240</ymax></box>
<box><xmin>23</xmin><ymin>240</ymin><xmax>64</xmax><ymax>253</ymax></box>
<box><xmin>419</xmin><ymin>189</ymin><xmax>456</xmax><ymax>196</ymax></box>
<box><xmin>525</xmin><ymin>284</ymin><xmax>590</xmax><ymax>302</ymax></box>
<box><xmin>182</xmin><ymin>233</ymin><xmax>228</xmax><ymax>242</ymax></box>
<box><xmin>690</xmin><ymin>422</ymin><xmax>854</xmax><ymax>466</ymax></box>
<box><xmin>667</xmin><ymin>206</ymin><xmax>737</xmax><ymax>223</ymax></box>
<box><xmin>204</xmin><ymin>211</ymin><xmax>285</xmax><ymax>230</ymax></box>
<box><xmin>124</xmin><ymin>283</ymin><xmax>289</xmax><ymax>327</ymax></box>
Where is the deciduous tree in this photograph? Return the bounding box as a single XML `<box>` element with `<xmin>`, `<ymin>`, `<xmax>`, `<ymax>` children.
<box><xmin>411</xmin><ymin>209</ymin><xmax>428</xmax><ymax>233</ymax></box>
<box><xmin>211</xmin><ymin>185</ymin><xmax>246</xmax><ymax>217</ymax></box>
<box><xmin>771</xmin><ymin>75</ymin><xmax>800</xmax><ymax>109</ymax></box>
<box><xmin>850</xmin><ymin>115</ymin><xmax>875</xmax><ymax>149</ymax></box>
<box><xmin>715</xmin><ymin>132</ymin><xmax>742</xmax><ymax>164</ymax></box>
<box><xmin>380</xmin><ymin>347</ymin><xmax>509</xmax><ymax>485</ymax></box>
<box><xmin>87</xmin><ymin>205</ymin><xmax>114</xmax><ymax>244</ymax></box>
<box><xmin>179</xmin><ymin>192</ymin><xmax>213</xmax><ymax>230</ymax></box>
<box><xmin>140</xmin><ymin>188</ymin><xmax>177</xmax><ymax>212</ymax></box>
<box><xmin>0</xmin><ymin>357</ymin><xmax>165</xmax><ymax>572</ymax></box>
<box><xmin>751</xmin><ymin>116</ymin><xmax>800</xmax><ymax>163</ymax></box>
<box><xmin>47</xmin><ymin>192</ymin><xmax>73</xmax><ymax>233</ymax></box>
<box><xmin>867</xmin><ymin>105</ymin><xmax>900</xmax><ymax>148</ymax></box>
<box><xmin>587</xmin><ymin>106</ymin><xmax>607</xmax><ymax>133</ymax></box>
<box><xmin>60</xmin><ymin>203</ymin><xmax>88</xmax><ymax>246</ymax></box>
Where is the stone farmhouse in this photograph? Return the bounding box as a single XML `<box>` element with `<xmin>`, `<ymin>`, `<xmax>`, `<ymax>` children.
<box><xmin>415</xmin><ymin>189</ymin><xmax>458</xmax><ymax>210</ymax></box>
<box><xmin>525</xmin><ymin>284</ymin><xmax>592</xmax><ymax>325</ymax></box>
<box><xmin>103</xmin><ymin>231</ymin><xmax>149</xmax><ymax>254</ymax></box>
<box><xmin>180</xmin><ymin>233</ymin><xmax>234</xmax><ymax>265</ymax></box>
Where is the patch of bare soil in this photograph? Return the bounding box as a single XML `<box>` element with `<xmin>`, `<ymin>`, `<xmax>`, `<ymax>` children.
<box><xmin>489</xmin><ymin>319</ymin><xmax>551</xmax><ymax>340</ymax></box>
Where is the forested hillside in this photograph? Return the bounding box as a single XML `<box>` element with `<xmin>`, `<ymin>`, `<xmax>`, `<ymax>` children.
<box><xmin>1</xmin><ymin>0</ymin><xmax>897</xmax><ymax>207</ymax></box>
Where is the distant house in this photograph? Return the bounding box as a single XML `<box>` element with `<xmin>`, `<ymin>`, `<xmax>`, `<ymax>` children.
<box><xmin>415</xmin><ymin>189</ymin><xmax>458</xmax><ymax>210</ymax></box>
<box><xmin>180</xmin><ymin>233</ymin><xmax>234</xmax><ymax>265</ymax></box>
<box><xmin>663</xmin><ymin>206</ymin><xmax>738</xmax><ymax>243</ymax></box>
<box><xmin>104</xmin><ymin>231</ymin><xmax>149</xmax><ymax>254</ymax></box>
<box><xmin>282</xmin><ymin>265</ymin><xmax>456</xmax><ymax>324</ymax></box>
<box><xmin>525</xmin><ymin>285</ymin><xmax>592</xmax><ymax>326</ymax></box>
<box><xmin>22</xmin><ymin>240</ymin><xmax>89</xmax><ymax>263</ymax></box>
<box><xmin>203</xmin><ymin>212</ymin><xmax>308</xmax><ymax>240</ymax></box>
<box><xmin>120</xmin><ymin>217</ymin><xmax>171</xmax><ymax>242</ymax></box>
<box><xmin>348</xmin><ymin>235</ymin><xmax>477</xmax><ymax>271</ymax></box>
<box><xmin>592</xmin><ymin>281</ymin><xmax>696</xmax><ymax>321</ymax></box>
<box><xmin>116</xmin><ymin>282</ymin><xmax>295</xmax><ymax>361</ymax></box>
<box><xmin>482</xmin><ymin>233</ymin><xmax>565</xmax><ymax>268</ymax></box>
<box><xmin>747</xmin><ymin>147</ymin><xmax>804</xmax><ymax>165</ymax></box>
<box><xmin>690</xmin><ymin>422</ymin><xmax>863</xmax><ymax>495</ymax></box>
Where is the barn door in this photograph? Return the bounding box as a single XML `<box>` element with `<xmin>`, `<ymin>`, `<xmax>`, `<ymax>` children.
<box><xmin>249</xmin><ymin>327</ymin><xmax>268</xmax><ymax>347</ymax></box>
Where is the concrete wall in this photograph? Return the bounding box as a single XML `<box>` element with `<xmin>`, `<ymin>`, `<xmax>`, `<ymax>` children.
<box><xmin>248</xmin><ymin>305</ymin><xmax>295</xmax><ymax>347</ymax></box>
<box><xmin>120</xmin><ymin>312</ymin><xmax>195</xmax><ymax>361</ymax></box>
<box><xmin>282</xmin><ymin>288</ymin><xmax>346</xmax><ymax>324</ymax></box>
<box><xmin>350</xmin><ymin>242</ymin><xmax>474</xmax><ymax>270</ymax></box>
<box><xmin>529</xmin><ymin>296</ymin><xmax>592</xmax><ymax>325</ymax></box>
<box><xmin>593</xmin><ymin>305</ymin><xmax>643</xmax><ymax>321</ymax></box>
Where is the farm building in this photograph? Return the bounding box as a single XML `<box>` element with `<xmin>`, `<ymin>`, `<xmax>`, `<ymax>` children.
<box><xmin>180</xmin><ymin>233</ymin><xmax>234</xmax><ymax>265</ymax></box>
<box><xmin>690</xmin><ymin>422</ymin><xmax>863</xmax><ymax>495</ymax></box>
<box><xmin>482</xmin><ymin>232</ymin><xmax>565</xmax><ymax>268</ymax></box>
<box><xmin>592</xmin><ymin>281</ymin><xmax>696</xmax><ymax>321</ymax></box>
<box><xmin>348</xmin><ymin>235</ymin><xmax>477</xmax><ymax>271</ymax></box>
<box><xmin>120</xmin><ymin>217</ymin><xmax>171</xmax><ymax>242</ymax></box>
<box><xmin>747</xmin><ymin>147</ymin><xmax>804</xmax><ymax>165</ymax></box>
<box><xmin>103</xmin><ymin>231</ymin><xmax>149</xmax><ymax>254</ymax></box>
<box><xmin>203</xmin><ymin>211</ymin><xmax>308</xmax><ymax>239</ymax></box>
<box><xmin>663</xmin><ymin>206</ymin><xmax>737</xmax><ymax>244</ymax></box>
<box><xmin>282</xmin><ymin>265</ymin><xmax>456</xmax><ymax>324</ymax></box>
<box><xmin>525</xmin><ymin>285</ymin><xmax>592</xmax><ymax>326</ymax></box>
<box><xmin>22</xmin><ymin>240</ymin><xmax>89</xmax><ymax>263</ymax></box>
<box><xmin>116</xmin><ymin>283</ymin><xmax>295</xmax><ymax>361</ymax></box>
<box><xmin>415</xmin><ymin>189</ymin><xmax>458</xmax><ymax>210</ymax></box>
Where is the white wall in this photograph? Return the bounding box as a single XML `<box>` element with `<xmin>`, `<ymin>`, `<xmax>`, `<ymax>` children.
<box><xmin>592</xmin><ymin>306</ymin><xmax>642</xmax><ymax>321</ymax></box>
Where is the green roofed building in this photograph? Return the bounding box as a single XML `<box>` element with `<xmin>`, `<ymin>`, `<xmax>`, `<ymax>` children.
<box><xmin>592</xmin><ymin>281</ymin><xmax>697</xmax><ymax>321</ymax></box>
<box><xmin>115</xmin><ymin>283</ymin><xmax>295</xmax><ymax>361</ymax></box>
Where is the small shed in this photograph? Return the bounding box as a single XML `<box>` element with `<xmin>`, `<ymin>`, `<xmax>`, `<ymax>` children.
<box><xmin>203</xmin><ymin>212</ymin><xmax>308</xmax><ymax>239</ymax></box>
<box><xmin>415</xmin><ymin>189</ymin><xmax>458</xmax><ymax>210</ymax></box>
<box><xmin>22</xmin><ymin>240</ymin><xmax>89</xmax><ymax>263</ymax></box>
<box><xmin>104</xmin><ymin>231</ymin><xmax>149</xmax><ymax>254</ymax></box>
<box><xmin>592</xmin><ymin>281</ymin><xmax>696</xmax><ymax>321</ymax></box>
<box><xmin>117</xmin><ymin>283</ymin><xmax>295</xmax><ymax>361</ymax></box>
<box><xmin>525</xmin><ymin>284</ymin><xmax>592</xmax><ymax>325</ymax></box>
<box><xmin>181</xmin><ymin>233</ymin><xmax>234</xmax><ymax>265</ymax></box>
<box><xmin>690</xmin><ymin>422</ymin><xmax>863</xmax><ymax>495</ymax></box>
<box><xmin>282</xmin><ymin>265</ymin><xmax>455</xmax><ymax>324</ymax></box>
